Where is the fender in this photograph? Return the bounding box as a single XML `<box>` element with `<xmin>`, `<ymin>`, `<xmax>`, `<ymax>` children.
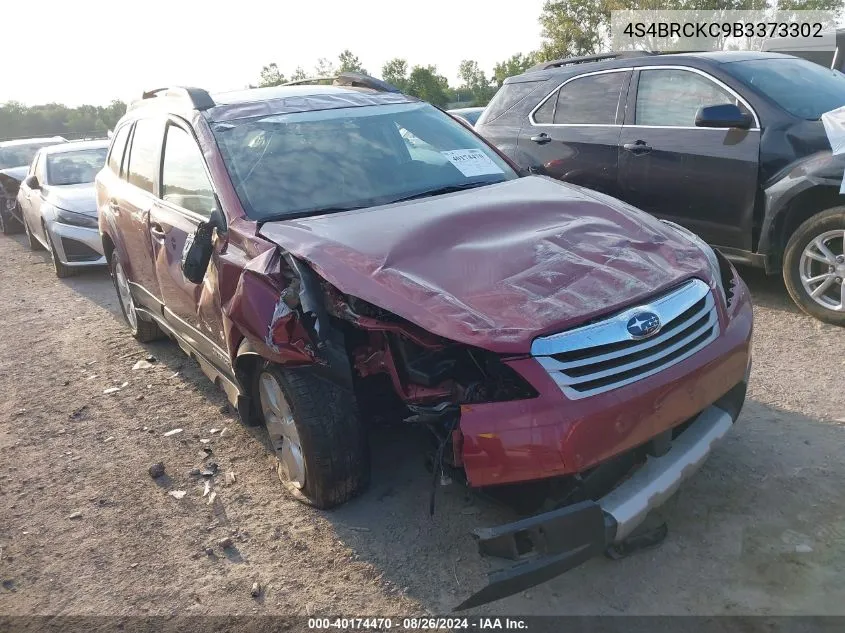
<box><xmin>758</xmin><ymin>151</ymin><xmax>845</xmax><ymax>273</ymax></box>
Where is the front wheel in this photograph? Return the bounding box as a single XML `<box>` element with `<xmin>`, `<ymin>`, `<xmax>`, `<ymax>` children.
<box><xmin>109</xmin><ymin>250</ymin><xmax>163</xmax><ymax>342</ymax></box>
<box><xmin>783</xmin><ymin>207</ymin><xmax>845</xmax><ymax>326</ymax></box>
<box><xmin>257</xmin><ymin>362</ymin><xmax>369</xmax><ymax>509</ymax></box>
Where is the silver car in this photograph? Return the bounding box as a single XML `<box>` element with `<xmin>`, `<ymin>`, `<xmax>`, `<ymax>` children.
<box><xmin>17</xmin><ymin>140</ymin><xmax>109</xmax><ymax>277</ymax></box>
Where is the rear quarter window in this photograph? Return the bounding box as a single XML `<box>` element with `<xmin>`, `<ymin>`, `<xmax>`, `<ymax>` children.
<box><xmin>107</xmin><ymin>124</ymin><xmax>131</xmax><ymax>175</ymax></box>
<box><xmin>478</xmin><ymin>81</ymin><xmax>543</xmax><ymax>125</ymax></box>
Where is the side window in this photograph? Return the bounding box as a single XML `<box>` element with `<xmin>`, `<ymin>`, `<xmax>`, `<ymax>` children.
<box><xmin>126</xmin><ymin>118</ymin><xmax>163</xmax><ymax>194</ymax></box>
<box><xmin>107</xmin><ymin>124</ymin><xmax>131</xmax><ymax>175</ymax></box>
<box><xmin>635</xmin><ymin>69</ymin><xmax>745</xmax><ymax>127</ymax></box>
<box><xmin>532</xmin><ymin>94</ymin><xmax>556</xmax><ymax>124</ymax></box>
<box><xmin>161</xmin><ymin>124</ymin><xmax>215</xmax><ymax>217</ymax></box>
<box><xmin>553</xmin><ymin>72</ymin><xmax>627</xmax><ymax>125</ymax></box>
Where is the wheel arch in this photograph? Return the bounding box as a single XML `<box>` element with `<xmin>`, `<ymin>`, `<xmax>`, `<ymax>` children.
<box><xmin>776</xmin><ymin>186</ymin><xmax>842</xmax><ymax>264</ymax></box>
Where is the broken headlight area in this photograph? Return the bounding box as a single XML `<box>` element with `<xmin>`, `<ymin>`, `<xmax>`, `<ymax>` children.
<box><xmin>324</xmin><ymin>290</ymin><xmax>538</xmax><ymax>407</ymax></box>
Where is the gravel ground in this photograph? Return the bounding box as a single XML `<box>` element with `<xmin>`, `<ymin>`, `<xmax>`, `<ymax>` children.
<box><xmin>0</xmin><ymin>233</ymin><xmax>843</xmax><ymax>619</ymax></box>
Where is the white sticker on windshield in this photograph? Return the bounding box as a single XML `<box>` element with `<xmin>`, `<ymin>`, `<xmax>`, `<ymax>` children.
<box><xmin>441</xmin><ymin>149</ymin><xmax>504</xmax><ymax>178</ymax></box>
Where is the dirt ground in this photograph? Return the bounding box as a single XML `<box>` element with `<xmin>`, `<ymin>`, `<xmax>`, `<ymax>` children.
<box><xmin>0</xmin><ymin>232</ymin><xmax>844</xmax><ymax>619</ymax></box>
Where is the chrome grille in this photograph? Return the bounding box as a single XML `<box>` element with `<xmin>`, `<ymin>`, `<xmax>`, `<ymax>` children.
<box><xmin>531</xmin><ymin>279</ymin><xmax>719</xmax><ymax>400</ymax></box>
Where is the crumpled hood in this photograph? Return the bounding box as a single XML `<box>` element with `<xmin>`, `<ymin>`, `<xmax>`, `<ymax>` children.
<box><xmin>42</xmin><ymin>183</ymin><xmax>97</xmax><ymax>215</ymax></box>
<box><xmin>259</xmin><ymin>176</ymin><xmax>710</xmax><ymax>354</ymax></box>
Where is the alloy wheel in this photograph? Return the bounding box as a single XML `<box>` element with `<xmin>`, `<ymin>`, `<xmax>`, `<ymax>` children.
<box><xmin>113</xmin><ymin>259</ymin><xmax>138</xmax><ymax>331</ymax></box>
<box><xmin>799</xmin><ymin>230</ymin><xmax>845</xmax><ymax>312</ymax></box>
<box><xmin>258</xmin><ymin>371</ymin><xmax>306</xmax><ymax>489</ymax></box>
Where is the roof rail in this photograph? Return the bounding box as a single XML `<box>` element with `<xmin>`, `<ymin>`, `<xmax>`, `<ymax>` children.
<box><xmin>281</xmin><ymin>72</ymin><xmax>401</xmax><ymax>93</ymax></box>
<box><xmin>136</xmin><ymin>86</ymin><xmax>215</xmax><ymax>111</ymax></box>
<box><xmin>527</xmin><ymin>51</ymin><xmax>658</xmax><ymax>72</ymax></box>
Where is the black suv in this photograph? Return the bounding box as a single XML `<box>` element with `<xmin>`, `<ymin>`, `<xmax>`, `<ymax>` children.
<box><xmin>477</xmin><ymin>50</ymin><xmax>845</xmax><ymax>325</ymax></box>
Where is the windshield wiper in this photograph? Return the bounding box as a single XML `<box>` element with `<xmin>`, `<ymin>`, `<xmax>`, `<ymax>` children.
<box><xmin>387</xmin><ymin>180</ymin><xmax>501</xmax><ymax>204</ymax></box>
<box><xmin>257</xmin><ymin>205</ymin><xmax>366</xmax><ymax>226</ymax></box>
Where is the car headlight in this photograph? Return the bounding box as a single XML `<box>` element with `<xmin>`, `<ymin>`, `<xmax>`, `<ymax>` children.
<box><xmin>660</xmin><ymin>220</ymin><xmax>725</xmax><ymax>303</ymax></box>
<box><xmin>56</xmin><ymin>207</ymin><xmax>98</xmax><ymax>229</ymax></box>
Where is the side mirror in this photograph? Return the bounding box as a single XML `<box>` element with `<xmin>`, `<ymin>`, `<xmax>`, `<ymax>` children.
<box><xmin>695</xmin><ymin>104</ymin><xmax>752</xmax><ymax>130</ymax></box>
<box><xmin>180</xmin><ymin>208</ymin><xmax>226</xmax><ymax>284</ymax></box>
<box><xmin>24</xmin><ymin>175</ymin><xmax>40</xmax><ymax>189</ymax></box>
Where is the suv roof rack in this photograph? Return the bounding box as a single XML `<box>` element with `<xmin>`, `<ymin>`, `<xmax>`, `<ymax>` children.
<box><xmin>281</xmin><ymin>72</ymin><xmax>401</xmax><ymax>93</ymax></box>
<box><xmin>528</xmin><ymin>51</ymin><xmax>658</xmax><ymax>72</ymax></box>
<box><xmin>135</xmin><ymin>86</ymin><xmax>216</xmax><ymax>111</ymax></box>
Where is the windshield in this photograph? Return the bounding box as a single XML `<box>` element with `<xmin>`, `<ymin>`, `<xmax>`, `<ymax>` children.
<box><xmin>730</xmin><ymin>57</ymin><xmax>845</xmax><ymax>120</ymax></box>
<box><xmin>46</xmin><ymin>148</ymin><xmax>108</xmax><ymax>186</ymax></box>
<box><xmin>0</xmin><ymin>142</ymin><xmax>55</xmax><ymax>170</ymax></box>
<box><xmin>211</xmin><ymin>102</ymin><xmax>516</xmax><ymax>220</ymax></box>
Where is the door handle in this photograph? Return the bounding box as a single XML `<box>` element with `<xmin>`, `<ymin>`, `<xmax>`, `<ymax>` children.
<box><xmin>150</xmin><ymin>222</ymin><xmax>166</xmax><ymax>240</ymax></box>
<box><xmin>108</xmin><ymin>199</ymin><xmax>120</xmax><ymax>215</ymax></box>
<box><xmin>530</xmin><ymin>133</ymin><xmax>552</xmax><ymax>145</ymax></box>
<box><xmin>623</xmin><ymin>141</ymin><xmax>652</xmax><ymax>155</ymax></box>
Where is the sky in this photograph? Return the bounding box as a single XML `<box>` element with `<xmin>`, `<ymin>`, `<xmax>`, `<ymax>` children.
<box><xmin>2</xmin><ymin>0</ymin><xmax>546</xmax><ymax>106</ymax></box>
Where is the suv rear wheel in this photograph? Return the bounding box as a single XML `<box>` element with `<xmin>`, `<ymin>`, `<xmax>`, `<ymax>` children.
<box><xmin>257</xmin><ymin>362</ymin><xmax>369</xmax><ymax>509</ymax></box>
<box><xmin>783</xmin><ymin>207</ymin><xmax>845</xmax><ymax>326</ymax></box>
<box><xmin>110</xmin><ymin>250</ymin><xmax>163</xmax><ymax>342</ymax></box>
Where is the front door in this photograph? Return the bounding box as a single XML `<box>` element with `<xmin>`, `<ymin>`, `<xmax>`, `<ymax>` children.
<box><xmin>618</xmin><ymin>67</ymin><xmax>761</xmax><ymax>251</ymax></box>
<box><xmin>20</xmin><ymin>151</ymin><xmax>45</xmax><ymax>239</ymax></box>
<box><xmin>517</xmin><ymin>69</ymin><xmax>631</xmax><ymax>200</ymax></box>
<box><xmin>150</xmin><ymin>120</ymin><xmax>227</xmax><ymax>364</ymax></box>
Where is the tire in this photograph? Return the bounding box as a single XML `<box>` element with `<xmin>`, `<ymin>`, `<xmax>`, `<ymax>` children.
<box><xmin>24</xmin><ymin>215</ymin><xmax>43</xmax><ymax>251</ymax></box>
<box><xmin>44</xmin><ymin>227</ymin><xmax>77</xmax><ymax>279</ymax></box>
<box><xmin>109</xmin><ymin>250</ymin><xmax>163</xmax><ymax>342</ymax></box>
<box><xmin>783</xmin><ymin>206</ymin><xmax>845</xmax><ymax>326</ymax></box>
<box><xmin>257</xmin><ymin>362</ymin><xmax>369</xmax><ymax>509</ymax></box>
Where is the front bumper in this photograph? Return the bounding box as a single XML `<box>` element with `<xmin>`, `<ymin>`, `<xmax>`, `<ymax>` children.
<box><xmin>47</xmin><ymin>221</ymin><xmax>106</xmax><ymax>267</ymax></box>
<box><xmin>457</xmin><ymin>382</ymin><xmax>747</xmax><ymax>610</ymax></box>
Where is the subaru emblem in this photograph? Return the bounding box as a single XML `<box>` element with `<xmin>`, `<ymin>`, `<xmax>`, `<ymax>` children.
<box><xmin>626</xmin><ymin>311</ymin><xmax>661</xmax><ymax>339</ymax></box>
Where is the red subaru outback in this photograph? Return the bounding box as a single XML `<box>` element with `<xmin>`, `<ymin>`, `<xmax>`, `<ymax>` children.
<box><xmin>96</xmin><ymin>75</ymin><xmax>752</xmax><ymax>608</ymax></box>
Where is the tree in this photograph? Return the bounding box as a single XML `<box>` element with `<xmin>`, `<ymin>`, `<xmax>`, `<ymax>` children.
<box><xmin>538</xmin><ymin>0</ymin><xmax>609</xmax><ymax>60</ymax></box>
<box><xmin>314</xmin><ymin>57</ymin><xmax>336</xmax><ymax>77</ymax></box>
<box><xmin>405</xmin><ymin>65</ymin><xmax>451</xmax><ymax>107</ymax></box>
<box><xmin>492</xmin><ymin>53</ymin><xmax>539</xmax><ymax>87</ymax></box>
<box><xmin>291</xmin><ymin>66</ymin><xmax>308</xmax><ymax>81</ymax></box>
<box><xmin>258</xmin><ymin>62</ymin><xmax>286</xmax><ymax>87</ymax></box>
<box><xmin>338</xmin><ymin>50</ymin><xmax>367</xmax><ymax>74</ymax></box>
<box><xmin>457</xmin><ymin>60</ymin><xmax>495</xmax><ymax>105</ymax></box>
<box><xmin>0</xmin><ymin>101</ymin><xmax>127</xmax><ymax>140</ymax></box>
<box><xmin>381</xmin><ymin>58</ymin><xmax>409</xmax><ymax>91</ymax></box>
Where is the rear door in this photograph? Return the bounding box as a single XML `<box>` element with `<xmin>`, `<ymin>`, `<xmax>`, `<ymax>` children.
<box><xmin>149</xmin><ymin>119</ymin><xmax>227</xmax><ymax>362</ymax></box>
<box><xmin>618</xmin><ymin>66</ymin><xmax>761</xmax><ymax>251</ymax></box>
<box><xmin>517</xmin><ymin>69</ymin><xmax>631</xmax><ymax>199</ymax></box>
<box><xmin>119</xmin><ymin>117</ymin><xmax>166</xmax><ymax>310</ymax></box>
